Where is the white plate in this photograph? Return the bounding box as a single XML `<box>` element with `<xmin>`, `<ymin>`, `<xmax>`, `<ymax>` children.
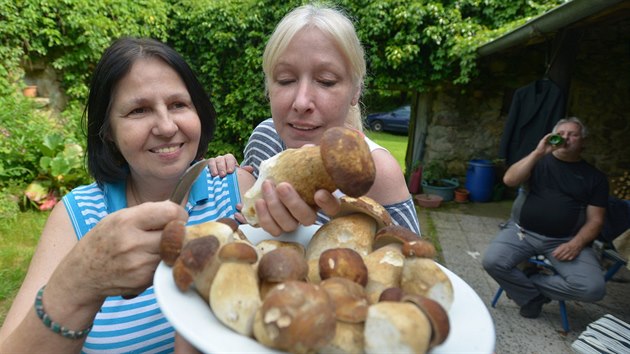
<box><xmin>154</xmin><ymin>225</ymin><xmax>496</xmax><ymax>353</ymax></box>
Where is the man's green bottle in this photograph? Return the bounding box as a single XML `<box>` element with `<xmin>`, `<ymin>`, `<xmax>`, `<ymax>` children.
<box><xmin>548</xmin><ymin>134</ymin><xmax>565</xmax><ymax>146</ymax></box>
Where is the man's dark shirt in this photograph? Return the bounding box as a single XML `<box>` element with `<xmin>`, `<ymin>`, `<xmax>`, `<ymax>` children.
<box><xmin>520</xmin><ymin>154</ymin><xmax>608</xmax><ymax>237</ymax></box>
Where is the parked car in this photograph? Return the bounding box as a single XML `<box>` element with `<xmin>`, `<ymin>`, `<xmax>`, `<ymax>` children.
<box><xmin>366</xmin><ymin>105</ymin><xmax>410</xmax><ymax>134</ymax></box>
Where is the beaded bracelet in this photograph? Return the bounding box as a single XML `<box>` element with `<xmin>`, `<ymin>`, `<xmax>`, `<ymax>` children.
<box><xmin>34</xmin><ymin>285</ymin><xmax>93</xmax><ymax>340</ymax></box>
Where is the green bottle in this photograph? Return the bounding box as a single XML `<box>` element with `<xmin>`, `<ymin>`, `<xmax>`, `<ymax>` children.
<box><xmin>548</xmin><ymin>134</ymin><xmax>565</xmax><ymax>146</ymax></box>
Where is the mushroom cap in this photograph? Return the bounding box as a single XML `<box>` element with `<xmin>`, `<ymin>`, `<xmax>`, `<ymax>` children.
<box><xmin>216</xmin><ymin>217</ymin><xmax>239</xmax><ymax>232</ymax></box>
<box><xmin>218</xmin><ymin>242</ymin><xmax>258</xmax><ymax>263</ymax></box>
<box><xmin>160</xmin><ymin>219</ymin><xmax>187</xmax><ymax>266</ymax></box>
<box><xmin>402</xmin><ymin>239</ymin><xmax>437</xmax><ymax>259</ymax></box>
<box><xmin>373</xmin><ymin>224</ymin><xmax>420</xmax><ymax>250</ymax></box>
<box><xmin>258</xmin><ymin>247</ymin><xmax>308</xmax><ymax>283</ymax></box>
<box><xmin>318</xmin><ymin>248</ymin><xmax>368</xmax><ymax>286</ymax></box>
<box><xmin>178</xmin><ymin>236</ymin><xmax>221</xmax><ymax>272</ymax></box>
<box><xmin>185</xmin><ymin>220</ymin><xmax>236</xmax><ymax>245</ymax></box>
<box><xmin>403</xmin><ymin>294</ymin><xmax>450</xmax><ymax>348</ymax></box>
<box><xmin>172</xmin><ymin>236</ymin><xmax>221</xmax><ymax>292</ymax></box>
<box><xmin>256</xmin><ymin>239</ymin><xmax>305</xmax><ymax>258</ymax></box>
<box><xmin>336</xmin><ymin>195</ymin><xmax>393</xmax><ymax>230</ymax></box>
<box><xmin>378</xmin><ymin>287</ymin><xmax>405</xmax><ymax>302</ymax></box>
<box><xmin>257</xmin><ymin>281</ymin><xmax>336</xmax><ymax>353</ymax></box>
<box><xmin>320</xmin><ymin>127</ymin><xmax>375</xmax><ymax>198</ymax></box>
<box><xmin>320</xmin><ymin>277</ymin><xmax>369</xmax><ymax>323</ymax></box>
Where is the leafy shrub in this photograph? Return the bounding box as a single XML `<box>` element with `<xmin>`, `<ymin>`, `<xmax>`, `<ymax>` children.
<box><xmin>1</xmin><ymin>0</ymin><xmax>172</xmax><ymax>101</ymax></box>
<box><xmin>0</xmin><ymin>95</ymin><xmax>50</xmax><ymax>184</ymax></box>
<box><xmin>169</xmin><ymin>0</ymin><xmax>301</xmax><ymax>159</ymax></box>
<box><xmin>0</xmin><ymin>95</ymin><xmax>90</xmax><ymax>210</ymax></box>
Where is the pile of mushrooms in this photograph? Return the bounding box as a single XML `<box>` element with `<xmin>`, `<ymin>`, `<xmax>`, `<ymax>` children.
<box><xmin>159</xmin><ymin>195</ymin><xmax>453</xmax><ymax>354</ymax></box>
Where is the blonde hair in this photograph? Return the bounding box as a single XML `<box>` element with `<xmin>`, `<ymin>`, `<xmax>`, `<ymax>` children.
<box><xmin>262</xmin><ymin>3</ymin><xmax>366</xmax><ymax>131</ymax></box>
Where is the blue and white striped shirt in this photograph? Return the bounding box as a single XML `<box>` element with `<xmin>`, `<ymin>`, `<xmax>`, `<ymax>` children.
<box><xmin>63</xmin><ymin>168</ymin><xmax>240</xmax><ymax>353</ymax></box>
<box><xmin>242</xmin><ymin>118</ymin><xmax>421</xmax><ymax>235</ymax></box>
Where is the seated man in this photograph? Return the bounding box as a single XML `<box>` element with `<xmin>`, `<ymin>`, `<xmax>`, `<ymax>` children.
<box><xmin>482</xmin><ymin>117</ymin><xmax>609</xmax><ymax>318</ymax></box>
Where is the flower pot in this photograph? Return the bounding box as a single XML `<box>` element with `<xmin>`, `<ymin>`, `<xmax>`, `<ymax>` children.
<box><xmin>454</xmin><ymin>188</ymin><xmax>470</xmax><ymax>203</ymax></box>
<box><xmin>421</xmin><ymin>178</ymin><xmax>459</xmax><ymax>202</ymax></box>
<box><xmin>23</xmin><ymin>85</ymin><xmax>37</xmax><ymax>97</ymax></box>
<box><xmin>414</xmin><ymin>194</ymin><xmax>443</xmax><ymax>208</ymax></box>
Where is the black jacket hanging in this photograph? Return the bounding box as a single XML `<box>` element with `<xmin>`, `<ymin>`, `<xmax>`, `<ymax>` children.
<box><xmin>499</xmin><ymin>79</ymin><xmax>566</xmax><ymax>166</ymax></box>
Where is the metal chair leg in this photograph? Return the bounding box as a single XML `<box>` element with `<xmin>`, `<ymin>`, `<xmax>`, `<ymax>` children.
<box><xmin>491</xmin><ymin>288</ymin><xmax>503</xmax><ymax>308</ymax></box>
<box><xmin>559</xmin><ymin>300</ymin><xmax>570</xmax><ymax>332</ymax></box>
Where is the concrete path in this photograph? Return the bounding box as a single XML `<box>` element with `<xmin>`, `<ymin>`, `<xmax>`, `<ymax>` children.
<box><xmin>418</xmin><ymin>201</ymin><xmax>630</xmax><ymax>354</ymax></box>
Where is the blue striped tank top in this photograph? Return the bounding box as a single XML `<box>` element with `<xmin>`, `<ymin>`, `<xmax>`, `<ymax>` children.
<box><xmin>62</xmin><ymin>168</ymin><xmax>240</xmax><ymax>353</ymax></box>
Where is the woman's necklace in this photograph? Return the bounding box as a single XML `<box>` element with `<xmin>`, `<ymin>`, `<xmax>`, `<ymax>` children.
<box><xmin>127</xmin><ymin>179</ymin><xmax>145</xmax><ymax>207</ymax></box>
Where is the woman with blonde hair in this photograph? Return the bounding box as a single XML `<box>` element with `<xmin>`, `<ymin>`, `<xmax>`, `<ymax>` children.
<box><xmin>212</xmin><ymin>3</ymin><xmax>420</xmax><ymax>236</ymax></box>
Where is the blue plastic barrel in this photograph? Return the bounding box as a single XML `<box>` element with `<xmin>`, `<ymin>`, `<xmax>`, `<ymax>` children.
<box><xmin>465</xmin><ymin>159</ymin><xmax>495</xmax><ymax>202</ymax></box>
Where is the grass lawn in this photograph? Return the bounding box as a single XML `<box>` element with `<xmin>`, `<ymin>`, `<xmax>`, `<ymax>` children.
<box><xmin>0</xmin><ymin>210</ymin><xmax>48</xmax><ymax>324</ymax></box>
<box><xmin>0</xmin><ymin>132</ymin><xmax>410</xmax><ymax>325</ymax></box>
<box><xmin>365</xmin><ymin>131</ymin><xmax>409</xmax><ymax>173</ymax></box>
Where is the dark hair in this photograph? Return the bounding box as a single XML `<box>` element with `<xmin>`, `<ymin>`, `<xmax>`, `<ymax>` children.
<box><xmin>84</xmin><ymin>37</ymin><xmax>216</xmax><ymax>184</ymax></box>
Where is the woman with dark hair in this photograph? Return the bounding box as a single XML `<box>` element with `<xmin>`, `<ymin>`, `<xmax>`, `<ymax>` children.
<box><xmin>0</xmin><ymin>37</ymin><xmax>253</xmax><ymax>353</ymax></box>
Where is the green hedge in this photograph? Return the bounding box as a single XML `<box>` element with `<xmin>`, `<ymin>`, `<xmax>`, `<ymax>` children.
<box><xmin>0</xmin><ymin>0</ymin><xmax>566</xmax><ymax>211</ymax></box>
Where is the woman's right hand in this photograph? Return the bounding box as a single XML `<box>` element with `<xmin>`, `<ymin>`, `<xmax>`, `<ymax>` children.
<box><xmin>50</xmin><ymin>201</ymin><xmax>188</xmax><ymax>302</ymax></box>
<box><xmin>251</xmin><ymin>181</ymin><xmax>340</xmax><ymax>236</ymax></box>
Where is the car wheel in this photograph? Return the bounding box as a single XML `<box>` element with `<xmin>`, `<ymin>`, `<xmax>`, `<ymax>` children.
<box><xmin>370</xmin><ymin>120</ymin><xmax>384</xmax><ymax>132</ymax></box>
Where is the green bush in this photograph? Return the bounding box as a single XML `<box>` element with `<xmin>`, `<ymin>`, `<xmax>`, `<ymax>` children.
<box><xmin>0</xmin><ymin>0</ymin><xmax>568</xmax><ymax>201</ymax></box>
<box><xmin>0</xmin><ymin>95</ymin><xmax>51</xmax><ymax>184</ymax></box>
<box><xmin>169</xmin><ymin>0</ymin><xmax>301</xmax><ymax>159</ymax></box>
<box><xmin>0</xmin><ymin>95</ymin><xmax>90</xmax><ymax>210</ymax></box>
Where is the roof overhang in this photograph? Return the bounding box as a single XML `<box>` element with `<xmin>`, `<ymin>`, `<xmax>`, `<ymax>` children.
<box><xmin>477</xmin><ymin>0</ymin><xmax>627</xmax><ymax>57</ymax></box>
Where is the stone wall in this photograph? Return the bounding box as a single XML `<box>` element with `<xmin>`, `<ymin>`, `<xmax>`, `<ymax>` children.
<box><xmin>418</xmin><ymin>16</ymin><xmax>630</xmax><ymax>188</ymax></box>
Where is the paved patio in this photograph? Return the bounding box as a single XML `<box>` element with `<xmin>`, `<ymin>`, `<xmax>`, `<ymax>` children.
<box><xmin>418</xmin><ymin>200</ymin><xmax>630</xmax><ymax>353</ymax></box>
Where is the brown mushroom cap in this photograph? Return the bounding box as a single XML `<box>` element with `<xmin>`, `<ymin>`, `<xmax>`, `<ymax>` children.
<box><xmin>373</xmin><ymin>224</ymin><xmax>420</xmax><ymax>250</ymax></box>
<box><xmin>403</xmin><ymin>294</ymin><xmax>450</xmax><ymax>348</ymax></box>
<box><xmin>160</xmin><ymin>219</ymin><xmax>187</xmax><ymax>266</ymax></box>
<box><xmin>216</xmin><ymin>217</ymin><xmax>239</xmax><ymax>232</ymax></box>
<box><xmin>320</xmin><ymin>127</ymin><xmax>375</xmax><ymax>198</ymax></box>
<box><xmin>378</xmin><ymin>287</ymin><xmax>405</xmax><ymax>302</ymax></box>
<box><xmin>218</xmin><ymin>242</ymin><xmax>258</xmax><ymax>263</ymax></box>
<box><xmin>318</xmin><ymin>248</ymin><xmax>368</xmax><ymax>286</ymax></box>
<box><xmin>402</xmin><ymin>239</ymin><xmax>437</xmax><ymax>259</ymax></box>
<box><xmin>258</xmin><ymin>247</ymin><xmax>308</xmax><ymax>283</ymax></box>
<box><xmin>336</xmin><ymin>195</ymin><xmax>393</xmax><ymax>230</ymax></box>
<box><xmin>172</xmin><ymin>235</ymin><xmax>220</xmax><ymax>292</ymax></box>
<box><xmin>256</xmin><ymin>281</ymin><xmax>336</xmax><ymax>353</ymax></box>
<box><xmin>320</xmin><ymin>277</ymin><xmax>369</xmax><ymax>323</ymax></box>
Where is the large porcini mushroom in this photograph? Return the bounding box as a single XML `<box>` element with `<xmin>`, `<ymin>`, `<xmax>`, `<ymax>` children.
<box><xmin>305</xmin><ymin>213</ymin><xmax>377</xmax><ymax>283</ymax></box>
<box><xmin>363</xmin><ymin>301</ymin><xmax>431</xmax><ymax>354</ymax></box>
<box><xmin>253</xmin><ymin>281</ymin><xmax>336</xmax><ymax>354</ymax></box>
<box><xmin>210</xmin><ymin>242</ymin><xmax>261</xmax><ymax>336</ymax></box>
<box><xmin>241</xmin><ymin>127</ymin><xmax>376</xmax><ymax>226</ymax></box>
<box><xmin>171</xmin><ymin>236</ymin><xmax>221</xmax><ymax>302</ymax></box>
